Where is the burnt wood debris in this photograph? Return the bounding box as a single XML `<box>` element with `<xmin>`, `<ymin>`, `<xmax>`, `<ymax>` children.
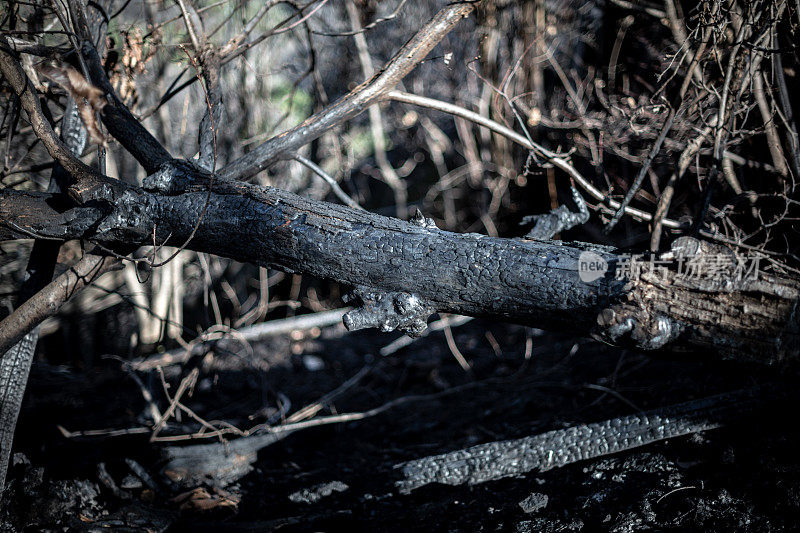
<box><xmin>1</xmin><ymin>0</ymin><xmax>799</xmax><ymax>514</ymax></box>
<box><xmin>394</xmin><ymin>385</ymin><xmax>784</xmax><ymax>493</ymax></box>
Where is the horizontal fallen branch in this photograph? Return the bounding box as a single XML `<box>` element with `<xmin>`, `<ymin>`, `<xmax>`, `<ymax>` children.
<box><xmin>132</xmin><ymin>308</ymin><xmax>349</xmax><ymax>371</ymax></box>
<box><xmin>1</xmin><ymin>179</ymin><xmax>798</xmax><ymax>363</ymax></box>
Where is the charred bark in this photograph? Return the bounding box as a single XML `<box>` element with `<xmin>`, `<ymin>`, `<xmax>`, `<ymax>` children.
<box><xmin>395</xmin><ymin>385</ymin><xmax>783</xmax><ymax>493</ymax></box>
<box><xmin>1</xmin><ymin>172</ymin><xmax>797</xmax><ymax>364</ymax></box>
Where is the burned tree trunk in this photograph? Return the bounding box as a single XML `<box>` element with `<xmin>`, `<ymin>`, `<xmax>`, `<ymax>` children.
<box><xmin>2</xmin><ymin>175</ymin><xmax>797</xmax><ymax>364</ymax></box>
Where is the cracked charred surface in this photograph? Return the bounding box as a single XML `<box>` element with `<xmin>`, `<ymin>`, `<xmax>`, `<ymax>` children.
<box><xmin>154</xmin><ymin>187</ymin><xmax>618</xmax><ymax>336</ymax></box>
<box><xmin>2</xmin><ymin>184</ymin><xmax>617</xmax><ymax>335</ymax></box>
<box><xmin>1</xmin><ymin>181</ymin><xmax>798</xmax><ymax>363</ymax></box>
<box><xmin>343</xmin><ymin>287</ymin><xmax>435</xmax><ymax>337</ymax></box>
<box><xmin>394</xmin><ymin>385</ymin><xmax>777</xmax><ymax>493</ymax></box>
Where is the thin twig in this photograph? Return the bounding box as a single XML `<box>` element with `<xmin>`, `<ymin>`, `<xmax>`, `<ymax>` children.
<box><xmin>294</xmin><ymin>155</ymin><xmax>364</xmax><ymax>210</ymax></box>
<box><xmin>604</xmin><ymin>9</ymin><xmax>715</xmax><ymax>233</ymax></box>
<box><xmin>346</xmin><ymin>0</ymin><xmax>407</xmax><ymax>218</ymax></box>
<box><xmin>443</xmin><ymin>322</ymin><xmax>471</xmax><ymax>371</ymax></box>
<box><xmin>285</xmin><ymin>365</ymin><xmax>373</xmax><ymax>423</ymax></box>
<box><xmin>132</xmin><ymin>308</ymin><xmax>349</xmax><ymax>371</ymax></box>
<box><xmin>386</xmin><ymin>90</ymin><xmax>681</xmax><ymax>229</ymax></box>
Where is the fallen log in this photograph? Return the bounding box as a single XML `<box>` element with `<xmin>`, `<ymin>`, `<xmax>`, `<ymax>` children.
<box><xmin>1</xmin><ymin>174</ymin><xmax>798</xmax><ymax>364</ymax></box>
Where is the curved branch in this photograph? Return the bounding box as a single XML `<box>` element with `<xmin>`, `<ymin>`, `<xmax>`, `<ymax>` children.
<box><xmin>64</xmin><ymin>0</ymin><xmax>172</xmax><ymax>174</ymax></box>
<box><xmin>219</xmin><ymin>2</ymin><xmax>475</xmax><ymax>181</ymax></box>
<box><xmin>0</xmin><ymin>37</ymin><xmax>116</xmax><ymax>201</ymax></box>
<box><xmin>0</xmin><ymin>253</ymin><xmax>121</xmax><ymax>357</ymax></box>
<box><xmin>385</xmin><ymin>91</ymin><xmax>681</xmax><ymax>229</ymax></box>
<box><xmin>76</xmin><ymin>44</ymin><xmax>173</xmax><ymax>175</ymax></box>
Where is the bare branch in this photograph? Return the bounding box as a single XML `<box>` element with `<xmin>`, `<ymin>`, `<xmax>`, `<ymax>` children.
<box><xmin>218</xmin><ymin>0</ymin><xmax>278</xmax><ymax>57</ymax></box>
<box><xmin>0</xmin><ymin>36</ymin><xmax>118</xmax><ymax>201</ymax></box>
<box><xmin>63</xmin><ymin>0</ymin><xmax>173</xmax><ymax>174</ymax></box>
<box><xmin>294</xmin><ymin>155</ymin><xmax>364</xmax><ymax>210</ymax></box>
<box><xmin>219</xmin><ymin>2</ymin><xmax>475</xmax><ymax>181</ymax></box>
<box><xmin>175</xmin><ymin>0</ymin><xmax>207</xmax><ymax>52</ymax></box>
<box><xmin>0</xmin><ymin>253</ymin><xmax>121</xmax><ymax>357</ymax></box>
<box><xmin>604</xmin><ymin>6</ymin><xmax>715</xmax><ymax>233</ymax></box>
<box><xmin>346</xmin><ymin>0</ymin><xmax>406</xmax><ymax>217</ymax></box>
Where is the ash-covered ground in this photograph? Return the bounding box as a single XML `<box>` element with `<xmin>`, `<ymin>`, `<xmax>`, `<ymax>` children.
<box><xmin>3</xmin><ymin>318</ymin><xmax>798</xmax><ymax>532</ymax></box>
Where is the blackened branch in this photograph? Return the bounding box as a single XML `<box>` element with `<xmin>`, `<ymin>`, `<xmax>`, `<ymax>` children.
<box><xmin>1</xmin><ymin>184</ymin><xmax>797</xmax><ymax>363</ymax></box>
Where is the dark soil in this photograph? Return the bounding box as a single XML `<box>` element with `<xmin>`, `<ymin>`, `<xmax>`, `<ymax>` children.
<box><xmin>3</xmin><ymin>318</ymin><xmax>799</xmax><ymax>532</ymax></box>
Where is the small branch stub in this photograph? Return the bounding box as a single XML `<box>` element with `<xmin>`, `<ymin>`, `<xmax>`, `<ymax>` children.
<box><xmin>143</xmin><ymin>159</ymin><xmax>211</xmax><ymax>194</ymax></box>
<box><xmin>343</xmin><ymin>286</ymin><xmax>434</xmax><ymax>337</ymax></box>
<box><xmin>594</xmin><ymin>306</ymin><xmax>683</xmax><ymax>351</ymax></box>
<box><xmin>410</xmin><ymin>208</ymin><xmax>438</xmax><ymax>229</ymax></box>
